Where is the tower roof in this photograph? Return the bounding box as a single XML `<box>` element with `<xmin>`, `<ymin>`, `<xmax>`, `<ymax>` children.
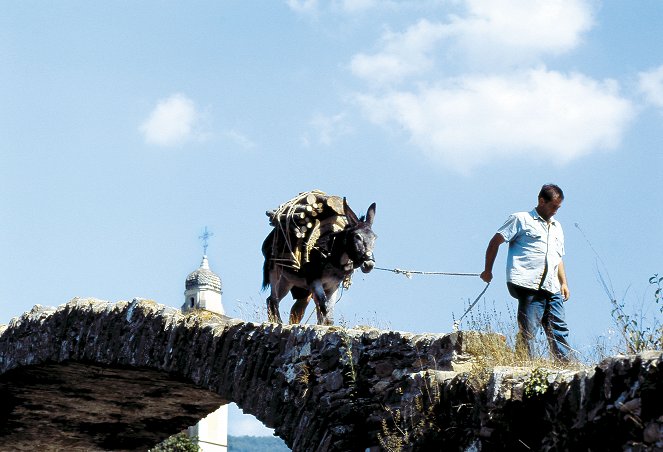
<box><xmin>185</xmin><ymin>256</ymin><xmax>222</xmax><ymax>292</ymax></box>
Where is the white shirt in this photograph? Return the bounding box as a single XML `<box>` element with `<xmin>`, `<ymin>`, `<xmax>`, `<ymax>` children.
<box><xmin>497</xmin><ymin>208</ymin><xmax>565</xmax><ymax>293</ymax></box>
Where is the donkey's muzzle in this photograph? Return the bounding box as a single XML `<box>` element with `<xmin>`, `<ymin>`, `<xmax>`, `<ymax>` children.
<box><xmin>361</xmin><ymin>256</ymin><xmax>375</xmax><ymax>273</ymax></box>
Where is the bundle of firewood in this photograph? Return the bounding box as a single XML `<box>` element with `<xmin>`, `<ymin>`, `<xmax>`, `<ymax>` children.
<box><xmin>266</xmin><ymin>190</ymin><xmax>348</xmax><ymax>268</ymax></box>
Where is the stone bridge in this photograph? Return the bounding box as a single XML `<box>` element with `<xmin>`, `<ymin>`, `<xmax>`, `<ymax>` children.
<box><xmin>1</xmin><ymin>298</ymin><xmax>662</xmax><ymax>451</ymax></box>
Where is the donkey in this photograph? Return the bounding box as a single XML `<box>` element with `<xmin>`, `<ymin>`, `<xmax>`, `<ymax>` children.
<box><xmin>262</xmin><ymin>200</ymin><xmax>377</xmax><ymax>325</ymax></box>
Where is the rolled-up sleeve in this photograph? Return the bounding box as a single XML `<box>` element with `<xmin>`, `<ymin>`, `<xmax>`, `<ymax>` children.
<box><xmin>497</xmin><ymin>214</ymin><xmax>520</xmax><ymax>242</ymax></box>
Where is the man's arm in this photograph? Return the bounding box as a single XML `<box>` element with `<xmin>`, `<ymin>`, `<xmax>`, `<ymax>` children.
<box><xmin>480</xmin><ymin>233</ymin><xmax>505</xmax><ymax>283</ymax></box>
<box><xmin>558</xmin><ymin>260</ymin><xmax>570</xmax><ymax>300</ymax></box>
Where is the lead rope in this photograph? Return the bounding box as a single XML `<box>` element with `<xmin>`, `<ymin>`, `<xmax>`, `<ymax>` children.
<box><xmin>298</xmin><ymin>267</ymin><xmax>490</xmax><ymax>329</ymax></box>
<box><xmin>374</xmin><ymin>266</ymin><xmax>489</xmax><ymax>331</ymax></box>
<box><xmin>452</xmin><ymin>282</ymin><xmax>490</xmax><ymax>331</ymax></box>
<box><xmin>374</xmin><ymin>267</ymin><xmax>480</xmax><ymax>278</ymax></box>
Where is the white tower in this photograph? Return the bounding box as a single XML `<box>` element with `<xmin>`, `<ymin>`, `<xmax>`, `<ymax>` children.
<box><xmin>182</xmin><ymin>228</ymin><xmax>228</xmax><ymax>452</ymax></box>
<box><xmin>182</xmin><ymin>255</ymin><xmax>224</xmax><ymax>315</ymax></box>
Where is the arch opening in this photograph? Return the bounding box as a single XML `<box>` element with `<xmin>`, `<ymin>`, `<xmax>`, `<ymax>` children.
<box><xmin>0</xmin><ymin>361</ymin><xmax>227</xmax><ymax>451</ymax></box>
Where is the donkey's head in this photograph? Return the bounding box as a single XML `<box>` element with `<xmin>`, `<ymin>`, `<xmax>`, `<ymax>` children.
<box><xmin>343</xmin><ymin>199</ymin><xmax>377</xmax><ymax>274</ymax></box>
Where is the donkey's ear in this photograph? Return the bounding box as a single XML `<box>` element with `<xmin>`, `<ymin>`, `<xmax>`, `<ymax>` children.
<box><xmin>343</xmin><ymin>197</ymin><xmax>360</xmax><ymax>225</ymax></box>
<box><xmin>365</xmin><ymin>203</ymin><xmax>376</xmax><ymax>226</ymax></box>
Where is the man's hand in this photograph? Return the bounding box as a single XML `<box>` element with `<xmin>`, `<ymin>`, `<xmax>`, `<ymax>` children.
<box><xmin>561</xmin><ymin>283</ymin><xmax>570</xmax><ymax>301</ymax></box>
<box><xmin>480</xmin><ymin>271</ymin><xmax>493</xmax><ymax>283</ymax></box>
<box><xmin>558</xmin><ymin>260</ymin><xmax>570</xmax><ymax>301</ymax></box>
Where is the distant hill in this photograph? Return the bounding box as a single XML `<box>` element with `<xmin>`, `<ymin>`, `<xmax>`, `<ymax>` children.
<box><xmin>228</xmin><ymin>435</ymin><xmax>290</xmax><ymax>451</ymax></box>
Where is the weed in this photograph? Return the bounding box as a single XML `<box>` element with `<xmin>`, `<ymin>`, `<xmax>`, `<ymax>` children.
<box><xmin>523</xmin><ymin>367</ymin><xmax>550</xmax><ymax>398</ymax></box>
<box><xmin>233</xmin><ymin>296</ymin><xmax>268</xmax><ymax>323</ymax></box>
<box><xmin>378</xmin><ymin>408</ymin><xmax>410</xmax><ymax>452</ymax></box>
<box><xmin>183</xmin><ymin>308</ymin><xmax>223</xmax><ymax>323</ymax></box>
<box><xmin>598</xmin><ymin>271</ymin><xmax>663</xmax><ymax>354</ymax></box>
<box><xmin>376</xmin><ymin>297</ymin><xmax>584</xmax><ymax>451</ymax></box>
<box><xmin>576</xmin><ymin>224</ymin><xmax>662</xmax><ymax>354</ymax></box>
<box><xmin>296</xmin><ymin>362</ymin><xmax>311</xmax><ymax>386</ymax></box>
<box><xmin>461</xmin><ymin>299</ymin><xmax>579</xmax><ymax>388</ymax></box>
<box><xmin>377</xmin><ymin>371</ymin><xmax>443</xmax><ymax>451</ymax></box>
<box><xmin>149</xmin><ymin>432</ymin><xmax>199</xmax><ymax>452</ymax></box>
<box><xmin>339</xmin><ymin>329</ymin><xmax>357</xmax><ymax>388</ymax></box>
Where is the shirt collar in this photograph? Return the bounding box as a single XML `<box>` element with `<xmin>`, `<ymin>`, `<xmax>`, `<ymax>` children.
<box><xmin>530</xmin><ymin>208</ymin><xmax>557</xmax><ymax>225</ymax></box>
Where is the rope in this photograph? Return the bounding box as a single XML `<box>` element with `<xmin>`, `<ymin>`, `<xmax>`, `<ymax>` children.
<box><xmin>374</xmin><ymin>266</ymin><xmax>480</xmax><ymax>278</ymax></box>
<box><xmin>297</xmin><ymin>266</ymin><xmax>489</xmax><ymax>329</ymax></box>
<box><xmin>453</xmin><ymin>282</ymin><xmax>490</xmax><ymax>331</ymax></box>
<box><xmin>373</xmin><ymin>265</ymin><xmax>488</xmax><ymax>330</ymax></box>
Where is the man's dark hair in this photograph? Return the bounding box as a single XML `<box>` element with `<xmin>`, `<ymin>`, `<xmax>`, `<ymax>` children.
<box><xmin>539</xmin><ymin>184</ymin><xmax>564</xmax><ymax>201</ymax></box>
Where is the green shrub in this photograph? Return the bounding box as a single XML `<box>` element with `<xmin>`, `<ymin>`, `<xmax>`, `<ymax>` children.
<box><xmin>604</xmin><ymin>273</ymin><xmax>663</xmax><ymax>354</ymax></box>
<box><xmin>149</xmin><ymin>432</ymin><xmax>199</xmax><ymax>452</ymax></box>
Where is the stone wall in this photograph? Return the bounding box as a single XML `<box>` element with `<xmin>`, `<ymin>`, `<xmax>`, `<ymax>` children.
<box><xmin>0</xmin><ymin>298</ymin><xmax>661</xmax><ymax>451</ymax></box>
<box><xmin>383</xmin><ymin>352</ymin><xmax>663</xmax><ymax>450</ymax></box>
<box><xmin>0</xmin><ymin>298</ymin><xmax>468</xmax><ymax>450</ymax></box>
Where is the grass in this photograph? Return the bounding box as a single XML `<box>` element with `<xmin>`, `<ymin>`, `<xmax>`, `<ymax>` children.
<box><xmin>377</xmin><ymin>266</ymin><xmax>663</xmax><ymax>450</ymax></box>
<box><xmin>575</xmin><ymin>223</ymin><xmax>662</xmax><ymax>355</ymax></box>
<box><xmin>378</xmin><ymin>373</ymin><xmax>442</xmax><ymax>452</ymax></box>
<box><xmin>599</xmin><ymin>272</ymin><xmax>663</xmax><ymax>354</ymax></box>
<box><xmin>233</xmin><ymin>296</ymin><xmax>269</xmax><ymax>323</ymax></box>
<box><xmin>183</xmin><ymin>308</ymin><xmax>224</xmax><ymax>323</ymax></box>
<box><xmin>376</xmin><ymin>298</ymin><xmax>592</xmax><ymax>451</ymax></box>
<box><xmin>459</xmin><ymin>298</ymin><xmax>586</xmax><ymax>388</ymax></box>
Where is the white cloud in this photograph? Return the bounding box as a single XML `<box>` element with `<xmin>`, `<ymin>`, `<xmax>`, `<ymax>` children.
<box><xmin>224</xmin><ymin>129</ymin><xmax>256</xmax><ymax>149</ymax></box>
<box><xmin>349</xmin><ymin>0</ymin><xmax>595</xmax><ymax>85</ymax></box>
<box><xmin>286</xmin><ymin>0</ymin><xmax>383</xmax><ymax>15</ymax></box>
<box><xmin>228</xmin><ymin>403</ymin><xmax>273</xmax><ymax>436</ymax></box>
<box><xmin>286</xmin><ymin>0</ymin><xmax>441</xmax><ymax>16</ymax></box>
<box><xmin>350</xmin><ymin>20</ymin><xmax>447</xmax><ymax>85</ymax></box>
<box><xmin>448</xmin><ymin>0</ymin><xmax>594</xmax><ymax>62</ymax></box>
<box><xmin>140</xmin><ymin>93</ymin><xmax>203</xmax><ymax>147</ymax></box>
<box><xmin>356</xmin><ymin>69</ymin><xmax>634</xmax><ymax>172</ymax></box>
<box><xmin>338</xmin><ymin>0</ymin><xmax>379</xmax><ymax>13</ymax></box>
<box><xmin>638</xmin><ymin>64</ymin><xmax>663</xmax><ymax>108</ymax></box>
<box><xmin>347</xmin><ymin>0</ymin><xmax>623</xmax><ymax>172</ymax></box>
<box><xmin>286</xmin><ymin>0</ymin><xmax>319</xmax><ymax>15</ymax></box>
<box><xmin>229</xmin><ymin>415</ymin><xmax>274</xmax><ymax>436</ymax></box>
<box><xmin>308</xmin><ymin>112</ymin><xmax>352</xmax><ymax>145</ymax></box>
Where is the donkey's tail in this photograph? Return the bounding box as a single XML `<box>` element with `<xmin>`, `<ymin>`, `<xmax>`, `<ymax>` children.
<box><xmin>261</xmin><ymin>229</ymin><xmax>276</xmax><ymax>290</ymax></box>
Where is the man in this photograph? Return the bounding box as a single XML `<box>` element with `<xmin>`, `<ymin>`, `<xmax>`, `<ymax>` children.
<box><xmin>480</xmin><ymin>184</ymin><xmax>572</xmax><ymax>361</ymax></box>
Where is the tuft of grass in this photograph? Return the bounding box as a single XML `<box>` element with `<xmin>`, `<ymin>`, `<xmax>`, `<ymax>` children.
<box><xmin>378</xmin><ymin>408</ymin><xmax>410</xmax><ymax>452</ymax></box>
<box><xmin>461</xmin><ymin>299</ymin><xmax>584</xmax><ymax>388</ymax></box>
<box><xmin>576</xmin><ymin>224</ymin><xmax>662</xmax><ymax>355</ymax></box>
<box><xmin>378</xmin><ymin>373</ymin><xmax>442</xmax><ymax>452</ymax></box>
<box><xmin>523</xmin><ymin>367</ymin><xmax>550</xmax><ymax>398</ymax></box>
<box><xmin>377</xmin><ymin>299</ymin><xmax>588</xmax><ymax>451</ymax></box>
<box><xmin>233</xmin><ymin>296</ymin><xmax>268</xmax><ymax>323</ymax></box>
<box><xmin>593</xmin><ymin>269</ymin><xmax>662</xmax><ymax>355</ymax></box>
<box><xmin>183</xmin><ymin>308</ymin><xmax>223</xmax><ymax>323</ymax></box>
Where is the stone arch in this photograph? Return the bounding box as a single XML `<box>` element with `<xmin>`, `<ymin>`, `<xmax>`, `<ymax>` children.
<box><xmin>3</xmin><ymin>299</ymin><xmax>662</xmax><ymax>451</ymax></box>
<box><xmin>0</xmin><ymin>298</ymin><xmax>467</xmax><ymax>451</ymax></box>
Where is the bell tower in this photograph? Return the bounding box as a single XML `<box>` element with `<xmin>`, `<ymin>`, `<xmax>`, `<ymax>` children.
<box><xmin>182</xmin><ymin>227</ymin><xmax>228</xmax><ymax>451</ymax></box>
<box><xmin>182</xmin><ymin>227</ymin><xmax>224</xmax><ymax>315</ymax></box>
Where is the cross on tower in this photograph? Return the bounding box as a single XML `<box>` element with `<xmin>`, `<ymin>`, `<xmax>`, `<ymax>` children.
<box><xmin>199</xmin><ymin>227</ymin><xmax>214</xmax><ymax>255</ymax></box>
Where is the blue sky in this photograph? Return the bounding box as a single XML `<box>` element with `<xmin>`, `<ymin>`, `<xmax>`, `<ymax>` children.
<box><xmin>2</xmin><ymin>0</ymin><xmax>662</xmax><ymax>437</ymax></box>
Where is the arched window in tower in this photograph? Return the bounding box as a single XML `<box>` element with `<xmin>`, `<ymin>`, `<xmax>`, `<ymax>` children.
<box><xmin>190</xmin><ymin>297</ymin><xmax>195</xmax><ymax>308</ymax></box>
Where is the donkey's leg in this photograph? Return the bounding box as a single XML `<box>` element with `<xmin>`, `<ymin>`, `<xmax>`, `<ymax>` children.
<box><xmin>289</xmin><ymin>287</ymin><xmax>312</xmax><ymax>324</ymax></box>
<box><xmin>289</xmin><ymin>297</ymin><xmax>311</xmax><ymax>324</ymax></box>
<box><xmin>267</xmin><ymin>295</ymin><xmax>282</xmax><ymax>323</ymax></box>
<box><xmin>267</xmin><ymin>270</ymin><xmax>292</xmax><ymax>324</ymax></box>
<box><xmin>310</xmin><ymin>280</ymin><xmax>328</xmax><ymax>325</ymax></box>
<box><xmin>321</xmin><ymin>286</ymin><xmax>339</xmax><ymax>326</ymax></box>
<box><xmin>311</xmin><ymin>280</ymin><xmax>336</xmax><ymax>326</ymax></box>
